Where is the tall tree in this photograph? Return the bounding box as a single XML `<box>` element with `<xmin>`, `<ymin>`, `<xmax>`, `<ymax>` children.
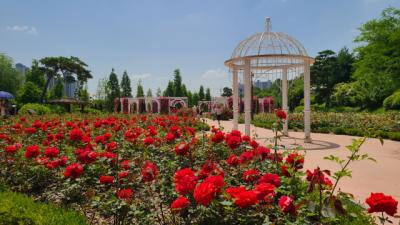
<box><xmin>50</xmin><ymin>78</ymin><xmax>64</xmax><ymax>99</ymax></box>
<box><xmin>181</xmin><ymin>84</ymin><xmax>188</xmax><ymax>97</ymax></box>
<box><xmin>146</xmin><ymin>88</ymin><xmax>153</xmax><ymax>97</ymax></box>
<box><xmin>199</xmin><ymin>85</ymin><xmax>205</xmax><ymax>100</ymax></box>
<box><xmin>136</xmin><ymin>80</ymin><xmax>144</xmax><ymax>97</ymax></box>
<box><xmin>25</xmin><ymin>59</ymin><xmax>45</xmax><ymax>89</ymax></box>
<box><xmin>173</xmin><ymin>69</ymin><xmax>183</xmax><ymax>97</ymax></box>
<box><xmin>39</xmin><ymin>56</ymin><xmax>92</xmax><ymax>103</ymax></box>
<box><xmin>0</xmin><ymin>54</ymin><xmax>23</xmax><ymax>95</ymax></box>
<box><xmin>106</xmin><ymin>68</ymin><xmax>120</xmax><ymax>111</ymax></box>
<box><xmin>192</xmin><ymin>92</ymin><xmax>199</xmax><ymax>106</ymax></box>
<box><xmin>164</xmin><ymin>81</ymin><xmax>175</xmax><ymax>97</ymax></box>
<box><xmin>96</xmin><ymin>77</ymin><xmax>108</xmax><ymax>100</ymax></box>
<box><xmin>221</xmin><ymin>87</ymin><xmax>232</xmax><ymax>97</ymax></box>
<box><xmin>187</xmin><ymin>91</ymin><xmax>193</xmax><ymax>107</ymax></box>
<box><xmin>205</xmin><ymin>88</ymin><xmax>211</xmax><ymax>101</ymax></box>
<box><xmin>310</xmin><ymin>50</ymin><xmax>338</xmax><ymax>107</ymax></box>
<box><xmin>121</xmin><ymin>70</ymin><xmax>132</xmax><ymax>97</ymax></box>
<box><xmin>16</xmin><ymin>82</ymin><xmax>41</xmax><ymax>104</ymax></box>
<box><xmin>156</xmin><ymin>88</ymin><xmax>162</xmax><ymax>97</ymax></box>
<box><xmin>352</xmin><ymin>7</ymin><xmax>400</xmax><ymax>108</ymax></box>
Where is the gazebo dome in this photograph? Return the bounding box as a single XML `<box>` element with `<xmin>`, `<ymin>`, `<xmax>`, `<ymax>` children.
<box><xmin>230</xmin><ymin>18</ymin><xmax>308</xmax><ymax>59</ymax></box>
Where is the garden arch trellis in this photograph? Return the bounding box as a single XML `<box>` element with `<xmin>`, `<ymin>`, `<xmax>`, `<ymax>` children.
<box><xmin>225</xmin><ymin>18</ymin><xmax>314</xmax><ymax>142</ymax></box>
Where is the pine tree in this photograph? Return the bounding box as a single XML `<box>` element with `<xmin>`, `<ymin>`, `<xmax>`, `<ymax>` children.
<box><xmin>121</xmin><ymin>70</ymin><xmax>132</xmax><ymax>97</ymax></box>
<box><xmin>146</xmin><ymin>89</ymin><xmax>153</xmax><ymax>97</ymax></box>
<box><xmin>199</xmin><ymin>85</ymin><xmax>205</xmax><ymax>100</ymax></box>
<box><xmin>192</xmin><ymin>92</ymin><xmax>199</xmax><ymax>106</ymax></box>
<box><xmin>205</xmin><ymin>88</ymin><xmax>211</xmax><ymax>101</ymax></box>
<box><xmin>187</xmin><ymin>91</ymin><xmax>193</xmax><ymax>107</ymax></box>
<box><xmin>173</xmin><ymin>69</ymin><xmax>183</xmax><ymax>97</ymax></box>
<box><xmin>164</xmin><ymin>81</ymin><xmax>175</xmax><ymax>97</ymax></box>
<box><xmin>106</xmin><ymin>68</ymin><xmax>120</xmax><ymax>111</ymax></box>
<box><xmin>181</xmin><ymin>84</ymin><xmax>188</xmax><ymax>97</ymax></box>
<box><xmin>136</xmin><ymin>80</ymin><xmax>145</xmax><ymax>97</ymax></box>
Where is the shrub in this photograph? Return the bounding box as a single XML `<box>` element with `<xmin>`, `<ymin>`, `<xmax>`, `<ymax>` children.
<box><xmin>0</xmin><ymin>189</ymin><xmax>87</xmax><ymax>225</ymax></box>
<box><xmin>383</xmin><ymin>90</ymin><xmax>400</xmax><ymax>109</ymax></box>
<box><xmin>19</xmin><ymin>103</ymin><xmax>51</xmax><ymax>115</ymax></box>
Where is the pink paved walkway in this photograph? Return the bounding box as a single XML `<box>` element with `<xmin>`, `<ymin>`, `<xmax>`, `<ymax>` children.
<box><xmin>206</xmin><ymin>119</ymin><xmax>400</xmax><ymax>220</ymax></box>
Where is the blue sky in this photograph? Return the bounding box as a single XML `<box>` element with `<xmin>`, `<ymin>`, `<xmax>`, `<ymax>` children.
<box><xmin>1</xmin><ymin>0</ymin><xmax>399</xmax><ymax>96</ymax></box>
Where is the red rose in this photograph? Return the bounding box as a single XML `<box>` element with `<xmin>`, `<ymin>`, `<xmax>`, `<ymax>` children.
<box><xmin>306</xmin><ymin>169</ymin><xmax>333</xmax><ymax>187</ymax></box>
<box><xmin>276</xmin><ymin>109</ymin><xmax>287</xmax><ymax>120</ymax></box>
<box><xmin>366</xmin><ymin>193</ymin><xmax>398</xmax><ymax>216</ymax></box>
<box><xmin>193</xmin><ymin>181</ymin><xmax>218</xmax><ymax>206</ymax></box>
<box><xmin>44</xmin><ymin>147</ymin><xmax>59</xmax><ymax>158</ymax></box>
<box><xmin>211</xmin><ymin>131</ymin><xmax>225</xmax><ymax>143</ymax></box>
<box><xmin>278</xmin><ymin>196</ymin><xmax>296</xmax><ymax>214</ymax></box>
<box><xmin>69</xmin><ymin>128</ymin><xmax>84</xmax><ymax>141</ymax></box>
<box><xmin>234</xmin><ymin>190</ymin><xmax>258</xmax><ymax>208</ymax></box>
<box><xmin>242</xmin><ymin>169</ymin><xmax>260</xmax><ymax>183</ymax></box>
<box><xmin>171</xmin><ymin>196</ymin><xmax>190</xmax><ymax>210</ymax></box>
<box><xmin>117</xmin><ymin>188</ymin><xmax>134</xmax><ymax>201</ymax></box>
<box><xmin>120</xmin><ymin>160</ymin><xmax>131</xmax><ymax>170</ymax></box>
<box><xmin>225</xmin><ymin>135</ymin><xmax>242</xmax><ymax>149</ymax></box>
<box><xmin>4</xmin><ymin>145</ymin><xmax>18</xmax><ymax>154</ymax></box>
<box><xmin>258</xmin><ymin>173</ymin><xmax>281</xmax><ymax>187</ymax></box>
<box><xmin>239</xmin><ymin>151</ymin><xmax>254</xmax><ymax>163</ymax></box>
<box><xmin>204</xmin><ymin>175</ymin><xmax>225</xmax><ymax>191</ymax></box>
<box><xmin>226</xmin><ymin>154</ymin><xmax>240</xmax><ymax>166</ymax></box>
<box><xmin>165</xmin><ymin>133</ymin><xmax>175</xmax><ymax>142</ymax></box>
<box><xmin>254</xmin><ymin>183</ymin><xmax>275</xmax><ymax>201</ymax></box>
<box><xmin>253</xmin><ymin>146</ymin><xmax>270</xmax><ymax>161</ymax></box>
<box><xmin>144</xmin><ymin>137</ymin><xmax>155</xmax><ymax>146</ymax></box>
<box><xmin>174</xmin><ymin>168</ymin><xmax>197</xmax><ymax>195</ymax></box>
<box><xmin>99</xmin><ymin>175</ymin><xmax>114</xmax><ymax>184</ymax></box>
<box><xmin>175</xmin><ymin>142</ymin><xmax>190</xmax><ymax>155</ymax></box>
<box><xmin>118</xmin><ymin>171</ymin><xmax>129</xmax><ymax>180</ymax></box>
<box><xmin>226</xmin><ymin>186</ymin><xmax>246</xmax><ymax>199</ymax></box>
<box><xmin>25</xmin><ymin>145</ymin><xmax>40</xmax><ymax>158</ymax></box>
<box><xmin>106</xmin><ymin>141</ymin><xmax>118</xmax><ymax>151</ymax></box>
<box><xmin>64</xmin><ymin>163</ymin><xmax>84</xmax><ymax>179</ymax></box>
<box><xmin>285</xmin><ymin>153</ymin><xmax>304</xmax><ymax>170</ymax></box>
<box><xmin>141</xmin><ymin>161</ymin><xmax>158</xmax><ymax>182</ymax></box>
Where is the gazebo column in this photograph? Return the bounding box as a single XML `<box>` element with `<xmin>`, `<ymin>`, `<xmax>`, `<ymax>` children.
<box><xmin>282</xmin><ymin>67</ymin><xmax>289</xmax><ymax>136</ymax></box>
<box><xmin>304</xmin><ymin>61</ymin><xmax>312</xmax><ymax>143</ymax></box>
<box><xmin>244</xmin><ymin>59</ymin><xmax>252</xmax><ymax>136</ymax></box>
<box><xmin>232</xmin><ymin>68</ymin><xmax>239</xmax><ymax>130</ymax></box>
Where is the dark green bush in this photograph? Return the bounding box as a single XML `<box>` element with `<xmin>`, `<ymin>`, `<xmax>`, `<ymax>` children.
<box><xmin>0</xmin><ymin>189</ymin><xmax>87</xmax><ymax>225</ymax></box>
<box><xmin>19</xmin><ymin>103</ymin><xmax>51</xmax><ymax>115</ymax></box>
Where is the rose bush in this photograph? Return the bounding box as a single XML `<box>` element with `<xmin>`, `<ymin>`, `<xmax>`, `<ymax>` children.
<box><xmin>0</xmin><ymin>112</ymin><xmax>397</xmax><ymax>224</ymax></box>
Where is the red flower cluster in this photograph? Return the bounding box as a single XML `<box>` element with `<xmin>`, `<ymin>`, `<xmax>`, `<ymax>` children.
<box><xmin>171</xmin><ymin>196</ymin><xmax>190</xmax><ymax>210</ymax></box>
<box><xmin>366</xmin><ymin>193</ymin><xmax>398</xmax><ymax>216</ymax></box>
<box><xmin>306</xmin><ymin>169</ymin><xmax>332</xmax><ymax>187</ymax></box>
<box><xmin>276</xmin><ymin>109</ymin><xmax>287</xmax><ymax>120</ymax></box>
<box><xmin>25</xmin><ymin>145</ymin><xmax>40</xmax><ymax>158</ymax></box>
<box><xmin>141</xmin><ymin>161</ymin><xmax>158</xmax><ymax>182</ymax></box>
<box><xmin>99</xmin><ymin>175</ymin><xmax>114</xmax><ymax>184</ymax></box>
<box><xmin>278</xmin><ymin>196</ymin><xmax>296</xmax><ymax>214</ymax></box>
<box><xmin>175</xmin><ymin>142</ymin><xmax>190</xmax><ymax>155</ymax></box>
<box><xmin>69</xmin><ymin>128</ymin><xmax>85</xmax><ymax>142</ymax></box>
<box><xmin>174</xmin><ymin>168</ymin><xmax>197</xmax><ymax>195</ymax></box>
<box><xmin>117</xmin><ymin>188</ymin><xmax>134</xmax><ymax>201</ymax></box>
<box><xmin>64</xmin><ymin>163</ymin><xmax>84</xmax><ymax>179</ymax></box>
<box><xmin>193</xmin><ymin>175</ymin><xmax>224</xmax><ymax>206</ymax></box>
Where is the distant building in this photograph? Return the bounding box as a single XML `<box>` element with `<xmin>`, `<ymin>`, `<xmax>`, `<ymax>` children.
<box><xmin>15</xmin><ymin>63</ymin><xmax>28</xmax><ymax>76</ymax></box>
<box><xmin>254</xmin><ymin>80</ymin><xmax>272</xmax><ymax>90</ymax></box>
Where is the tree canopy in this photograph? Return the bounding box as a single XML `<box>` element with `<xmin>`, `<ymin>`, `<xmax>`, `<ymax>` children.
<box><xmin>121</xmin><ymin>71</ymin><xmax>132</xmax><ymax>97</ymax></box>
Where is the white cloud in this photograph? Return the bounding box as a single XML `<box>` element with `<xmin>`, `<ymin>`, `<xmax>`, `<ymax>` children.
<box><xmin>6</xmin><ymin>25</ymin><xmax>37</xmax><ymax>34</ymax></box>
<box><xmin>201</xmin><ymin>68</ymin><xmax>228</xmax><ymax>80</ymax></box>
<box><xmin>130</xmin><ymin>73</ymin><xmax>151</xmax><ymax>80</ymax></box>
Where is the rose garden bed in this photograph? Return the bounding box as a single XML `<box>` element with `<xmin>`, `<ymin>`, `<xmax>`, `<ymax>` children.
<box><xmin>0</xmin><ymin>113</ymin><xmax>397</xmax><ymax>224</ymax></box>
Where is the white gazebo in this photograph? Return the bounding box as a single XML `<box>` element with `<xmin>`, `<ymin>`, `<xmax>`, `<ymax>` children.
<box><xmin>225</xmin><ymin>18</ymin><xmax>313</xmax><ymax>143</ymax></box>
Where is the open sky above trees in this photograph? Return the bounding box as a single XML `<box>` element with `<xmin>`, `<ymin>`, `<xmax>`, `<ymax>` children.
<box><xmin>1</xmin><ymin>0</ymin><xmax>400</xmax><ymax>96</ymax></box>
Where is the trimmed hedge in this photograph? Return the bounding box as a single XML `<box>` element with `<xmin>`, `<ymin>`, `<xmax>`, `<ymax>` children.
<box><xmin>246</xmin><ymin>112</ymin><xmax>400</xmax><ymax>141</ymax></box>
<box><xmin>0</xmin><ymin>188</ymin><xmax>87</xmax><ymax>225</ymax></box>
<box><xmin>19</xmin><ymin>103</ymin><xmax>51</xmax><ymax>115</ymax></box>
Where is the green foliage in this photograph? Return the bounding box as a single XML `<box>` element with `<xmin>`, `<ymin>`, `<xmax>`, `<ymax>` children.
<box><xmin>288</xmin><ymin>75</ymin><xmax>304</xmax><ymax>110</ymax></box>
<box><xmin>250</xmin><ymin>112</ymin><xmax>400</xmax><ymax>141</ymax></box>
<box><xmin>106</xmin><ymin>69</ymin><xmax>120</xmax><ymax>111</ymax></box>
<box><xmin>352</xmin><ymin>7</ymin><xmax>400</xmax><ymax>108</ymax></box>
<box><xmin>25</xmin><ymin>60</ymin><xmax>45</xmax><ymax>89</ymax></box>
<box><xmin>0</xmin><ymin>53</ymin><xmax>23</xmax><ymax>95</ymax></box>
<box><xmin>173</xmin><ymin>69</ymin><xmax>183</xmax><ymax>97</ymax></box>
<box><xmin>383</xmin><ymin>90</ymin><xmax>400</xmax><ymax>109</ymax></box>
<box><xmin>164</xmin><ymin>81</ymin><xmax>175</xmax><ymax>97</ymax></box>
<box><xmin>205</xmin><ymin>88</ymin><xmax>212</xmax><ymax>101</ymax></box>
<box><xmin>221</xmin><ymin>87</ymin><xmax>232</xmax><ymax>97</ymax></box>
<box><xmin>120</xmin><ymin>70</ymin><xmax>132</xmax><ymax>97</ymax></box>
<box><xmin>39</xmin><ymin>56</ymin><xmax>92</xmax><ymax>103</ymax></box>
<box><xmin>19</xmin><ymin>103</ymin><xmax>51</xmax><ymax>115</ymax></box>
<box><xmin>17</xmin><ymin>82</ymin><xmax>42</xmax><ymax>104</ymax></box>
<box><xmin>199</xmin><ymin>85</ymin><xmax>205</xmax><ymax>101</ymax></box>
<box><xmin>0</xmin><ymin>188</ymin><xmax>87</xmax><ymax>225</ymax></box>
<box><xmin>136</xmin><ymin>80</ymin><xmax>144</xmax><ymax>97</ymax></box>
<box><xmin>146</xmin><ymin>88</ymin><xmax>153</xmax><ymax>97</ymax></box>
<box><xmin>311</xmin><ymin>48</ymin><xmax>354</xmax><ymax>107</ymax></box>
<box><xmin>50</xmin><ymin>78</ymin><xmax>64</xmax><ymax>99</ymax></box>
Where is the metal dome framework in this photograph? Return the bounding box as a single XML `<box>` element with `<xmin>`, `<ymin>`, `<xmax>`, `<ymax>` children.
<box><xmin>225</xmin><ymin>18</ymin><xmax>313</xmax><ymax>142</ymax></box>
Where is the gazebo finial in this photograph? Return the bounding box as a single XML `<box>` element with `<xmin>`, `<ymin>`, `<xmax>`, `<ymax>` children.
<box><xmin>265</xmin><ymin>17</ymin><xmax>272</xmax><ymax>33</ymax></box>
